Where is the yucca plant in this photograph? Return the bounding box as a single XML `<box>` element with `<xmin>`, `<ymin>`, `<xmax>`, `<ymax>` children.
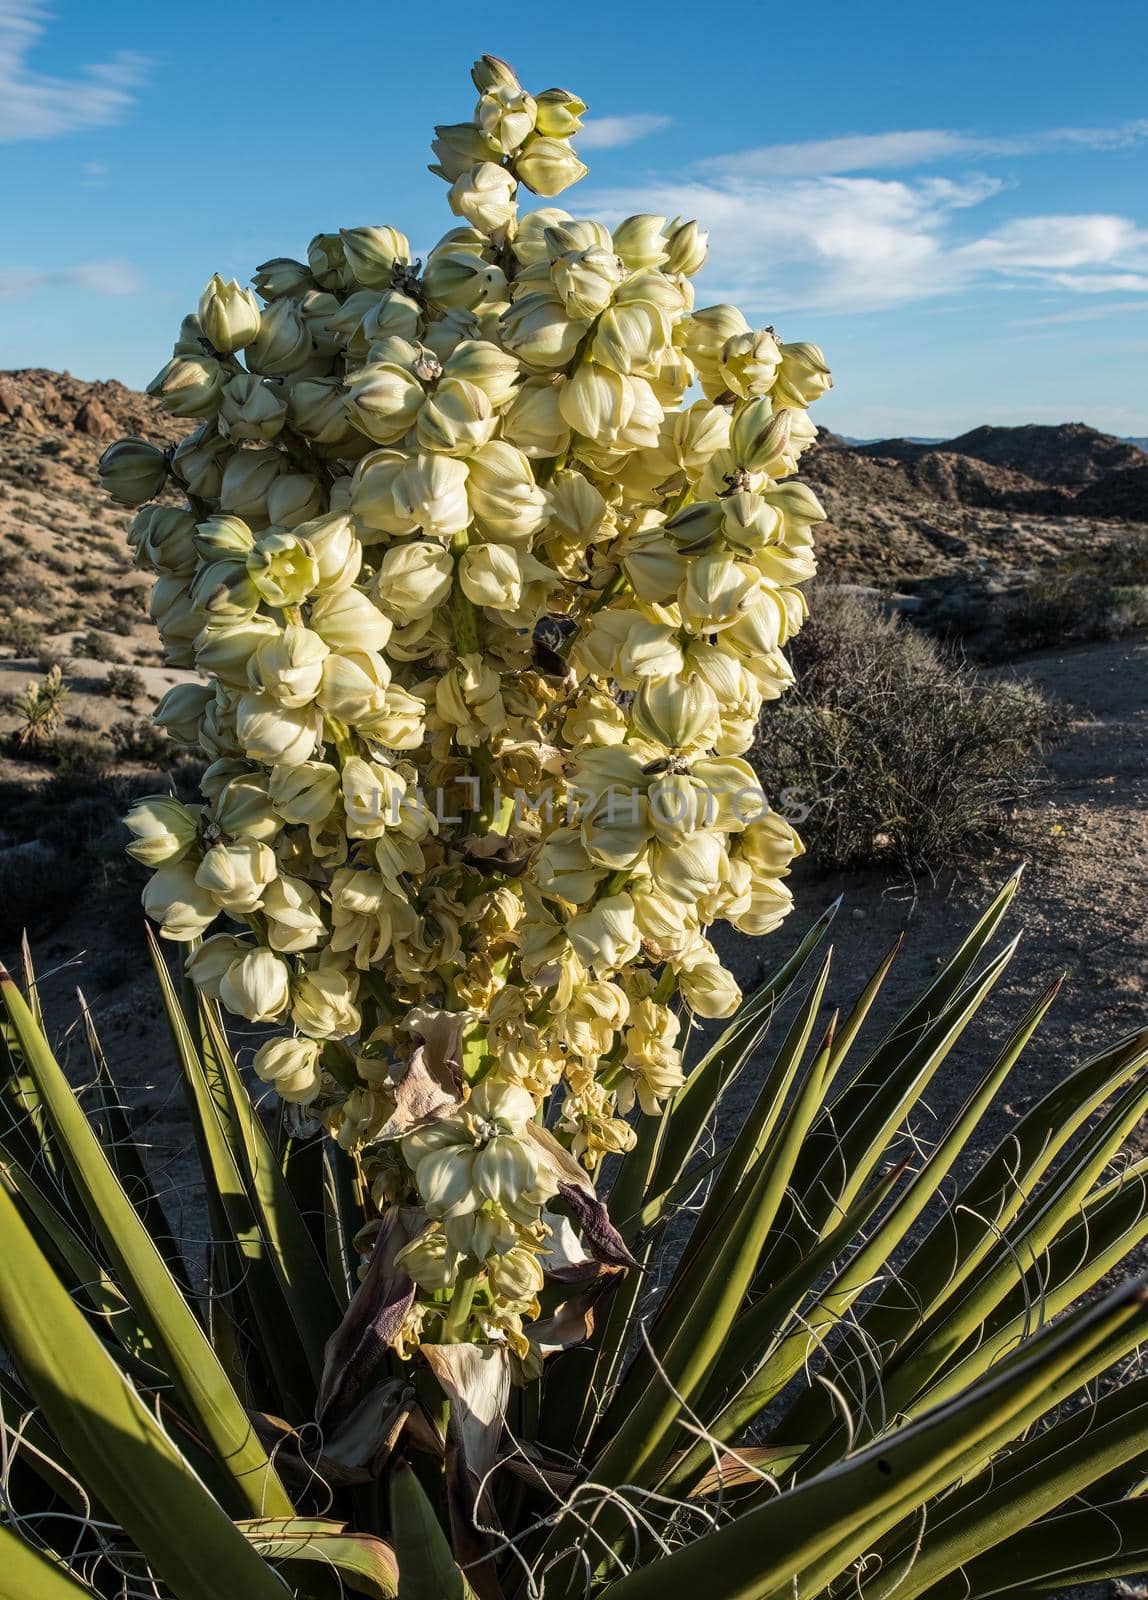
<box><xmin>2</xmin><ymin>872</ymin><xmax>1147</xmax><ymax>1599</ymax></box>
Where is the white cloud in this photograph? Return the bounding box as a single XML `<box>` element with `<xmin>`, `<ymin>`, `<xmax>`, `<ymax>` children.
<box><xmin>578</xmin><ymin>113</ymin><xmax>670</xmax><ymax>150</ymax></box>
<box><xmin>695</xmin><ymin>120</ymin><xmax>1148</xmax><ymax>178</ymax></box>
<box><xmin>0</xmin><ymin>1</ymin><xmax>148</xmax><ymax>141</ymax></box>
<box><xmin>0</xmin><ymin>259</ymin><xmax>141</xmax><ymax>297</ymax></box>
<box><xmin>583</xmin><ymin>170</ymin><xmax>1148</xmax><ymax>316</ymax></box>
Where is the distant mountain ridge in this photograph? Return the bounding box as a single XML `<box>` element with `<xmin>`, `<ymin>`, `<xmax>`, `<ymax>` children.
<box><xmin>810</xmin><ymin>420</ymin><xmax>1147</xmax><ymax>525</ymax></box>
<box><xmin>850</xmin><ymin>422</ymin><xmax>1146</xmax><ymax>488</ymax></box>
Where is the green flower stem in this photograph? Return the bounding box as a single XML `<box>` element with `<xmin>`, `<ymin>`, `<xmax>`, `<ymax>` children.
<box><xmin>449</xmin><ymin>530</ymin><xmax>482</xmax><ymax>656</ymax></box>
<box><xmin>323</xmin><ymin>716</ymin><xmax>358</xmax><ymax>766</ymax></box>
<box><xmin>440</xmin><ymin>1262</ymin><xmax>481</xmax><ymax>1343</ymax></box>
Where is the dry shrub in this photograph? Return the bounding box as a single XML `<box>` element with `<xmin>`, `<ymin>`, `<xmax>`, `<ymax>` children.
<box><xmin>753</xmin><ymin>588</ymin><xmax>1049</xmax><ymax>871</ymax></box>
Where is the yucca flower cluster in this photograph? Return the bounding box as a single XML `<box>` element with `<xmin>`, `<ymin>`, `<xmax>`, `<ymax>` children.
<box><xmin>100</xmin><ymin>54</ymin><xmax>830</xmax><ymax>1360</ymax></box>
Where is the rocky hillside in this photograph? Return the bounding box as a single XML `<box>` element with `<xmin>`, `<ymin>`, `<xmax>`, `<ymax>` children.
<box><xmin>853</xmin><ymin>421</ymin><xmax>1146</xmax><ymax>487</ymax></box>
<box><xmin>0</xmin><ymin>366</ymin><xmax>1145</xmax><ymax>681</ymax></box>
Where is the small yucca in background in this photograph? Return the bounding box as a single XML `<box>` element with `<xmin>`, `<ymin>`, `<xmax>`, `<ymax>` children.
<box><xmin>1</xmin><ymin>874</ymin><xmax>1147</xmax><ymax>1598</ymax></box>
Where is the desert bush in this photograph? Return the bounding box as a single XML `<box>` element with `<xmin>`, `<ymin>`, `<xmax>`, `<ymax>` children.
<box><xmin>753</xmin><ymin>588</ymin><xmax>1049</xmax><ymax>870</ymax></box>
<box><xmin>76</xmin><ymin>627</ymin><xmax>123</xmax><ymax>662</ymax></box>
<box><xmin>1003</xmin><ymin>531</ymin><xmax>1148</xmax><ymax>651</ymax></box>
<box><xmin>102</xmin><ymin>664</ymin><xmax>146</xmax><ymax>700</ymax></box>
<box><xmin>0</xmin><ymin>616</ymin><xmax>42</xmax><ymax>656</ymax></box>
<box><xmin>108</xmin><ymin>716</ymin><xmax>172</xmax><ymax>765</ymax></box>
<box><xmin>49</xmin><ymin>730</ymin><xmax>114</xmax><ymax>777</ymax></box>
<box><xmin>0</xmin><ymin>772</ymin><xmax>146</xmax><ymax>941</ymax></box>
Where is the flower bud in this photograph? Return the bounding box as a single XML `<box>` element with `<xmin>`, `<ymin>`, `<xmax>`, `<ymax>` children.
<box><xmin>129</xmin><ymin>506</ymin><xmax>198</xmax><ymax>575</ymax></box>
<box><xmin>611</xmin><ymin>214</ymin><xmax>669</xmax><ymax>270</ymax></box>
<box><xmin>286</xmin><ymin>378</ymin><xmax>355</xmax><ymax>448</ymax></box>
<box><xmin>291</xmin><ymin>966</ymin><xmax>360</xmax><ymax>1039</ymax></box>
<box><xmin>148</xmin><ymin>573</ymin><xmax>199</xmax><ymax>647</ymax></box>
<box><xmin>244</xmin><ymin>297</ymin><xmax>312</xmax><ymax>375</ymax></box>
<box><xmin>318</xmin><ymin>650</ymin><xmax>390</xmax><ymax>724</ymax></box>
<box><xmin>252</xmin><ymin>257</ymin><xmax>315</xmax><ymax>300</ymax></box>
<box><xmin>220</xmin><ymin>946</ymin><xmax>292</xmax><ymax>1023</ymax></box>
<box><xmin>510</xmin><ymin>207</ymin><xmax>573</xmax><ymax>266</ymax></box>
<box><xmin>512</xmin><ymin>135</ymin><xmax>588</xmax><ymax>197</ymax></box>
<box><xmin>720</xmin><ymin>491</ymin><xmax>783</xmax><ymax>553</ymax></box>
<box><xmin>269</xmin><ymin>759</ymin><xmax>340</xmax><ymax>824</ymax></box>
<box><xmin>263</xmin><ymin>875</ymin><xmax>326</xmax><ymax>953</ymax></box>
<box><xmin>632</xmin><ymin>674</ymin><xmax>720</xmax><ymax>751</ymax></box>
<box><xmin>665</xmin><ymin>219</ymin><xmax>709</xmax><ymax>275</ymax></box>
<box><xmin>209</xmin><ymin>769</ymin><xmax>282</xmax><ymax>841</ymax></box>
<box><xmin>124</xmin><ymin>796</ymin><xmax>201</xmax><ymax>866</ymax></box>
<box><xmin>676</xmin><ymin>942</ymin><xmax>741</xmax><ymax>1018</ymax></box>
<box><xmin>153</xmin><ymin>682</ymin><xmax>213</xmax><ymax>744</ymax></box>
<box><xmin>195</xmin><ymin>839</ymin><xmax>277</xmax><ymax>913</ymax></box>
<box><xmin>292</xmin><ymin>511</ymin><xmax>362</xmax><ymax>593</ymax></box>
<box><xmin>499</xmin><ymin>292</ymin><xmax>588</xmax><ymax>371</ymax></box>
<box><xmin>552</xmin><ymin>245</ymin><xmax>625</xmax><ymax>318</ymax></box>
<box><xmin>449</xmin><ymin>161</ymin><xmax>517</xmax><ymax>235</ymax></box>
<box><xmin>430</xmin><ymin>121</ymin><xmax>502</xmax><ymax>183</ymax></box>
<box><xmin>310</xmin><ymin>587</ymin><xmax>393</xmax><ymax>655</ymax></box>
<box><xmin>186</xmin><ymin>934</ymin><xmax>249</xmax><ymax>998</ymax></box>
<box><xmin>471</xmin><ymin>53</ymin><xmax>520</xmax><ymax>94</ymax></box>
<box><xmin>219</xmin><ymin>373</ymin><xmax>287</xmax><ymax>443</ymax></box>
<box><xmin>460</xmin><ymin>542</ymin><xmax>523</xmax><ymax>610</ymax></box>
<box><xmin>500</xmin><ymin>375</ymin><xmax>570</xmax><ymax>457</ymax></box>
<box><xmin>567</xmin><ymin>895</ymin><xmax>641</xmax><ymax>974</ymax></box>
<box><xmin>195</xmin><ymin>615</ymin><xmax>280</xmax><ymax>685</ymax></box>
<box><xmin>250</xmin><ymin>624</ymin><xmax>328</xmax><ymax>706</ymax></box>
<box><xmin>558</xmin><ymin>362</ymin><xmax>629</xmax><ymax>442</ymax></box>
<box><xmin>477</xmin><ymin>84</ymin><xmax>537</xmax><ymax>154</ymax></box>
<box><xmin>442</xmin><ymin>339</ymin><xmax>520</xmax><ymax>406</ymax></box>
<box><xmin>198</xmin><ymin>274</ymin><xmax>261</xmax><ymax>353</ymax></box>
<box><xmin>220</xmin><ymin>447</ymin><xmax>285</xmax><ymax>522</ymax></box>
<box><xmin>192</xmin><ymin>513</ymin><xmax>253</xmax><ymax>563</ymax></box>
<box><xmin>142</xmin><ymin>861</ymin><xmax>219</xmax><ymax>941</ymax></box>
<box><xmin>98</xmin><ymin>437</ymin><xmax>168</xmax><ymax>506</ymax></box>
<box><xmin>591</xmin><ymin>301</ymin><xmax>670</xmax><ymax>377</ymax></box>
<box><xmin>189</xmin><ymin>558</ymin><xmax>261</xmax><ymax>622</ymax></box>
<box><xmin>344</xmin><ymin>362</ymin><xmax>425</xmax><ymax>445</ymax></box>
<box><xmin>171</xmin><ymin>427</ymin><xmax>230</xmax><ymax>498</ymax></box>
<box><xmin>340</xmin><ymin>225</ymin><xmax>411</xmax><ymax>288</ymax></box>
<box><xmin>720</xmin><ymin>328</ymin><xmax>782</xmax><ymax>399</ymax></box>
<box><xmin>375</xmin><ymin>542</ymin><xmax>454</xmax><ymax>624</ymax></box>
<box><xmin>680</xmin><ymin>552</ymin><xmax>760</xmax><ymax>631</ymax></box>
<box><xmin>254</xmin><ymin>1036</ymin><xmax>323</xmax><ymax>1103</ymax></box>
<box><xmin>391</xmin><ymin>452</ymin><xmax>471</xmax><ymax>538</ymax></box>
<box><xmin>416</xmin><ymin>378</ymin><xmax>496</xmax><ymax>456</ymax></box>
<box><xmin>678</xmin><ymin>304</ymin><xmax>750</xmax><ymax>382</ymax></box>
<box><xmin>147</xmin><ymin>355</ymin><xmax>225</xmax><ymax>418</ymax></box>
<box><xmin>465</xmin><ymin>440</ymin><xmax>549</xmax><ymax>540</ymax></box>
<box><xmin>729</xmin><ymin>397</ymin><xmax>792</xmax><ymax>472</ymax></box>
<box><xmin>775</xmin><ymin>341</ymin><xmax>833</xmax><ymax>407</ymax></box>
<box><xmin>236</xmin><ymin>692</ymin><xmax>323</xmax><ymax>766</ymax></box>
<box><xmin>534</xmin><ymin>87</ymin><xmax>586</xmax><ymax>138</ymax></box>
<box><xmin>422</xmin><ymin>249</ymin><xmax>507</xmax><ymax>310</ymax></box>
<box><xmin>307</xmin><ymin>232</ymin><xmax>355</xmax><ymax>292</ymax></box>
<box><xmin>270</xmin><ymin>474</ymin><xmax>326</xmax><ymax>530</ymax></box>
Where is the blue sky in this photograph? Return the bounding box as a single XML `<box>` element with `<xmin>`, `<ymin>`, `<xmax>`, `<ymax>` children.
<box><xmin>1</xmin><ymin>0</ymin><xmax>1146</xmax><ymax>438</ymax></box>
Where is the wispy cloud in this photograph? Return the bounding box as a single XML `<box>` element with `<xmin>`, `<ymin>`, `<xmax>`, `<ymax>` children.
<box><xmin>0</xmin><ymin>259</ymin><xmax>141</xmax><ymax>298</ymax></box>
<box><xmin>696</xmin><ymin>120</ymin><xmax>1148</xmax><ymax>178</ymax></box>
<box><xmin>584</xmin><ymin>169</ymin><xmax>1148</xmax><ymax>315</ymax></box>
<box><xmin>579</xmin><ymin>113</ymin><xmax>670</xmax><ymax>150</ymax></box>
<box><xmin>0</xmin><ymin>1</ymin><xmax>149</xmax><ymax>141</ymax></box>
